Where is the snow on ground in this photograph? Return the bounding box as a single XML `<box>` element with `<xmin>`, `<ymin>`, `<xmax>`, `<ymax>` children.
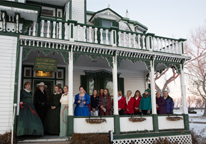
<box><xmin>190</xmin><ymin>123</ymin><xmax>206</xmax><ymax>137</ymax></box>
<box><xmin>174</xmin><ymin>109</ymin><xmax>206</xmax><ymax>141</ymax></box>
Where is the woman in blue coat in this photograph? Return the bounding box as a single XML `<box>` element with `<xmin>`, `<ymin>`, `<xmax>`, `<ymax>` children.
<box><xmin>74</xmin><ymin>86</ymin><xmax>90</xmax><ymax>116</ymax></box>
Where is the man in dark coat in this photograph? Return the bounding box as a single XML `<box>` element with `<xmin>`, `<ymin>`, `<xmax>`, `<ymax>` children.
<box><xmin>156</xmin><ymin>92</ymin><xmax>166</xmax><ymax>114</ymax></box>
<box><xmin>35</xmin><ymin>82</ymin><xmax>47</xmax><ymax>124</ymax></box>
<box><xmin>163</xmin><ymin>91</ymin><xmax>174</xmax><ymax>114</ymax></box>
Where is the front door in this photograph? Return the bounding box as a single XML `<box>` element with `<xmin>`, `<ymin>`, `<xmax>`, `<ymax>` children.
<box><xmin>33</xmin><ymin>80</ymin><xmax>54</xmax><ymax>105</ymax></box>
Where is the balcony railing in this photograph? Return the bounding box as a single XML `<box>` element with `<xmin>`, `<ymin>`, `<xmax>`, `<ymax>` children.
<box><xmin>0</xmin><ymin>15</ymin><xmax>186</xmax><ymax>55</ymax></box>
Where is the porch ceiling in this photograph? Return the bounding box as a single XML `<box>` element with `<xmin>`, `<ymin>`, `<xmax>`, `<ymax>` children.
<box><xmin>74</xmin><ymin>55</ymin><xmax>151</xmax><ymax>72</ymax></box>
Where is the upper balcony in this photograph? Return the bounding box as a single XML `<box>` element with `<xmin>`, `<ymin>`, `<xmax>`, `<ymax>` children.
<box><xmin>0</xmin><ymin>1</ymin><xmax>187</xmax><ymax>56</ymax></box>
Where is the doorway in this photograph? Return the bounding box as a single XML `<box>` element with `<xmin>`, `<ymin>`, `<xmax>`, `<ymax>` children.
<box><xmin>33</xmin><ymin>80</ymin><xmax>54</xmax><ymax>104</ymax></box>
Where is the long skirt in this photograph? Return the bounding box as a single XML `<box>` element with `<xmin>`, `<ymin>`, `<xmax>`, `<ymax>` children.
<box><xmin>59</xmin><ymin>104</ymin><xmax>68</xmax><ymax>137</ymax></box>
<box><xmin>44</xmin><ymin>106</ymin><xmax>60</xmax><ymax>134</ymax></box>
<box><xmin>17</xmin><ymin>103</ymin><xmax>44</xmax><ymax>136</ymax></box>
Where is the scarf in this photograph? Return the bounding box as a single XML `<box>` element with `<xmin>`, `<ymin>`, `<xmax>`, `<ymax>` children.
<box><xmin>126</xmin><ymin>96</ymin><xmax>131</xmax><ymax>105</ymax></box>
<box><xmin>118</xmin><ymin>96</ymin><xmax>122</xmax><ymax>101</ymax></box>
<box><xmin>143</xmin><ymin>93</ymin><xmax>150</xmax><ymax>98</ymax></box>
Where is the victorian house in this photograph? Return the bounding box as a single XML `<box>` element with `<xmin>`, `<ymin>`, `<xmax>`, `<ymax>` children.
<box><xmin>0</xmin><ymin>0</ymin><xmax>191</xmax><ymax>143</ymax></box>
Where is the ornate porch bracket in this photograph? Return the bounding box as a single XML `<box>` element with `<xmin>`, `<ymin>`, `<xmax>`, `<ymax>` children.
<box><xmin>22</xmin><ymin>47</ymin><xmax>69</xmax><ymax>64</ymax></box>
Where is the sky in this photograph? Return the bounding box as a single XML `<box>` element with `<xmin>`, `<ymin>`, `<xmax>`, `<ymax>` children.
<box><xmin>87</xmin><ymin>0</ymin><xmax>206</xmax><ymax>98</ymax></box>
<box><xmin>87</xmin><ymin>0</ymin><xmax>206</xmax><ymax>39</ymax></box>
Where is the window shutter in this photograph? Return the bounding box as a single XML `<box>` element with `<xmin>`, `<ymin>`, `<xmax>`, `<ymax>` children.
<box><xmin>118</xmin><ymin>77</ymin><xmax>124</xmax><ymax>96</ymax></box>
<box><xmin>112</xmin><ymin>21</ymin><xmax>119</xmax><ymax>28</ymax></box>
<box><xmin>94</xmin><ymin>18</ymin><xmax>101</xmax><ymax>27</ymax></box>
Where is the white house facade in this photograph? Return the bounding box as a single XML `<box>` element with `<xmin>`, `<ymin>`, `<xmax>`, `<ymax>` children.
<box><xmin>0</xmin><ymin>0</ymin><xmax>191</xmax><ymax>143</ymax></box>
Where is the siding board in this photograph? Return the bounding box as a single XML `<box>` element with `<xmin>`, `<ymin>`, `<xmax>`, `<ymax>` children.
<box><xmin>0</xmin><ymin>35</ymin><xmax>17</xmax><ymax>134</ymax></box>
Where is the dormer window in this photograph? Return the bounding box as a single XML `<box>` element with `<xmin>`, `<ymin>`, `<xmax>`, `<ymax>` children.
<box><xmin>102</xmin><ymin>20</ymin><xmax>112</xmax><ymax>28</ymax></box>
<box><xmin>41</xmin><ymin>7</ymin><xmax>55</xmax><ymax>17</ymax></box>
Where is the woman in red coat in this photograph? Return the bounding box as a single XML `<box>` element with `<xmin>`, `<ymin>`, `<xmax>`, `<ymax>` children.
<box><xmin>100</xmin><ymin>89</ymin><xmax>111</xmax><ymax>116</ymax></box>
<box><xmin>118</xmin><ymin>90</ymin><xmax>125</xmax><ymax>115</ymax></box>
<box><xmin>124</xmin><ymin>90</ymin><xmax>134</xmax><ymax>115</ymax></box>
<box><xmin>134</xmin><ymin>90</ymin><xmax>142</xmax><ymax>115</ymax></box>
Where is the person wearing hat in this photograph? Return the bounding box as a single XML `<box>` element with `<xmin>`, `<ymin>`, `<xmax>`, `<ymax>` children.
<box><xmin>35</xmin><ymin>82</ymin><xmax>47</xmax><ymax>124</ymax></box>
<box><xmin>139</xmin><ymin>89</ymin><xmax>152</xmax><ymax>115</ymax></box>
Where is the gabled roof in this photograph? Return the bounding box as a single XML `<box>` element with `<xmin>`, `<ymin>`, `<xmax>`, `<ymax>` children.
<box><xmin>88</xmin><ymin>8</ymin><xmax>122</xmax><ymax>22</ymax></box>
<box><xmin>87</xmin><ymin>8</ymin><xmax>148</xmax><ymax>31</ymax></box>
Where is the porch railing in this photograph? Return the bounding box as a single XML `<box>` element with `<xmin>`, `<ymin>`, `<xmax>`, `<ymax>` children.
<box><xmin>0</xmin><ymin>14</ymin><xmax>186</xmax><ymax>55</ymax></box>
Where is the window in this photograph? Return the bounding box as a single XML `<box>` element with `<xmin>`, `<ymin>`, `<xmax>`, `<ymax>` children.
<box><xmin>57</xmin><ymin>9</ymin><xmax>62</xmax><ymax>18</ymax></box>
<box><xmin>41</xmin><ymin>7</ymin><xmax>55</xmax><ymax>17</ymax></box>
<box><xmin>89</xmin><ymin>77</ymin><xmax>95</xmax><ymax>95</ymax></box>
<box><xmin>102</xmin><ymin>20</ymin><xmax>112</xmax><ymax>28</ymax></box>
<box><xmin>24</xmin><ymin>67</ymin><xmax>32</xmax><ymax>77</ymax></box>
<box><xmin>34</xmin><ymin>71</ymin><xmax>54</xmax><ymax>78</ymax></box>
<box><xmin>57</xmin><ymin>69</ymin><xmax>64</xmax><ymax>79</ymax></box>
<box><xmin>105</xmin><ymin>78</ymin><xmax>113</xmax><ymax>96</ymax></box>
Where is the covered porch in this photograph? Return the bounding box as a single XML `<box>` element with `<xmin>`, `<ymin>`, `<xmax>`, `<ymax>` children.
<box><xmin>16</xmin><ymin>34</ymin><xmax>191</xmax><ymax>143</ymax></box>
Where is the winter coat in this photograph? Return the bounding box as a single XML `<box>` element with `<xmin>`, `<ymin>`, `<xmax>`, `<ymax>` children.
<box><xmin>100</xmin><ymin>95</ymin><xmax>112</xmax><ymax>116</ymax></box>
<box><xmin>118</xmin><ymin>96</ymin><xmax>126</xmax><ymax>110</ymax></box>
<box><xmin>156</xmin><ymin>96</ymin><xmax>166</xmax><ymax>114</ymax></box>
<box><xmin>124</xmin><ymin>97</ymin><xmax>134</xmax><ymax>114</ymax></box>
<box><xmin>164</xmin><ymin>96</ymin><xmax>174</xmax><ymax>114</ymax></box>
<box><xmin>134</xmin><ymin>97</ymin><xmax>142</xmax><ymax>112</ymax></box>
<box><xmin>139</xmin><ymin>93</ymin><xmax>152</xmax><ymax>111</ymax></box>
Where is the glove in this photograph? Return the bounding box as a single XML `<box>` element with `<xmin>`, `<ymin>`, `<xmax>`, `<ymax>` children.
<box><xmin>139</xmin><ymin>109</ymin><xmax>142</xmax><ymax>112</ymax></box>
<box><xmin>147</xmin><ymin>110</ymin><xmax>150</xmax><ymax>114</ymax></box>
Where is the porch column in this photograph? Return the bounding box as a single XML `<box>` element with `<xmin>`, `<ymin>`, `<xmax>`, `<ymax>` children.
<box><xmin>17</xmin><ymin>46</ymin><xmax>23</xmax><ymax>115</ymax></box>
<box><xmin>180</xmin><ymin>62</ymin><xmax>189</xmax><ymax>130</ymax></box>
<box><xmin>68</xmin><ymin>48</ymin><xmax>74</xmax><ymax>136</ymax></box>
<box><xmin>113</xmin><ymin>52</ymin><xmax>120</xmax><ymax>134</ymax></box>
<box><xmin>150</xmin><ymin>58</ymin><xmax>157</xmax><ymax>114</ymax></box>
<box><xmin>150</xmin><ymin>57</ymin><xmax>158</xmax><ymax>132</ymax></box>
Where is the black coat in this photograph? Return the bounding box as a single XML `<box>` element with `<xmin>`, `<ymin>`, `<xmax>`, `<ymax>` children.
<box><xmin>35</xmin><ymin>89</ymin><xmax>47</xmax><ymax>123</ymax></box>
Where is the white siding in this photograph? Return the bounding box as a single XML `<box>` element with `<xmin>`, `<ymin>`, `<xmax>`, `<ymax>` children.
<box><xmin>72</xmin><ymin>0</ymin><xmax>85</xmax><ymax>23</ymax></box>
<box><xmin>121</xmin><ymin>71</ymin><xmax>146</xmax><ymax>96</ymax></box>
<box><xmin>0</xmin><ymin>35</ymin><xmax>17</xmax><ymax>134</ymax></box>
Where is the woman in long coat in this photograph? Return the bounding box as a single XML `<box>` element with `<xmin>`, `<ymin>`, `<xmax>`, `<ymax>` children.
<box><xmin>17</xmin><ymin>82</ymin><xmax>44</xmax><ymax>136</ymax></box>
<box><xmin>44</xmin><ymin>85</ymin><xmax>62</xmax><ymax>134</ymax></box>
<box><xmin>100</xmin><ymin>89</ymin><xmax>112</xmax><ymax>116</ymax></box>
<box><xmin>74</xmin><ymin>86</ymin><xmax>90</xmax><ymax>116</ymax></box>
<box><xmin>35</xmin><ymin>82</ymin><xmax>47</xmax><ymax>123</ymax></box>
<box><xmin>156</xmin><ymin>92</ymin><xmax>166</xmax><ymax>114</ymax></box>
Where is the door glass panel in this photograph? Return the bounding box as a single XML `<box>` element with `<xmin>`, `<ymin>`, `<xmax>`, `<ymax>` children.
<box><xmin>89</xmin><ymin>77</ymin><xmax>95</xmax><ymax>95</ymax></box>
<box><xmin>105</xmin><ymin>78</ymin><xmax>113</xmax><ymax>97</ymax></box>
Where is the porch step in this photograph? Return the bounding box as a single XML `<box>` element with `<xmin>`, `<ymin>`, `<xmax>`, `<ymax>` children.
<box><xmin>17</xmin><ymin>136</ymin><xmax>70</xmax><ymax>144</ymax></box>
<box><xmin>18</xmin><ymin>142</ymin><xmax>70</xmax><ymax>144</ymax></box>
<box><xmin>17</xmin><ymin>139</ymin><xmax>70</xmax><ymax>144</ymax></box>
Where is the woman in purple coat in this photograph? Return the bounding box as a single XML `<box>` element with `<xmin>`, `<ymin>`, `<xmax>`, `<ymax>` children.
<box><xmin>156</xmin><ymin>92</ymin><xmax>166</xmax><ymax>114</ymax></box>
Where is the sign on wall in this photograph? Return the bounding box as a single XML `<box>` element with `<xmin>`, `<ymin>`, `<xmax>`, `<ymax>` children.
<box><xmin>33</xmin><ymin>57</ymin><xmax>58</xmax><ymax>72</ymax></box>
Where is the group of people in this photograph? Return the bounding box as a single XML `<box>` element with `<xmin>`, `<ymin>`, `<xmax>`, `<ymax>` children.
<box><xmin>17</xmin><ymin>81</ymin><xmax>174</xmax><ymax>137</ymax></box>
<box><xmin>88</xmin><ymin>88</ymin><xmax>174</xmax><ymax>116</ymax></box>
<box><xmin>117</xmin><ymin>89</ymin><xmax>174</xmax><ymax>115</ymax></box>
<box><xmin>17</xmin><ymin>82</ymin><xmax>91</xmax><ymax>137</ymax></box>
